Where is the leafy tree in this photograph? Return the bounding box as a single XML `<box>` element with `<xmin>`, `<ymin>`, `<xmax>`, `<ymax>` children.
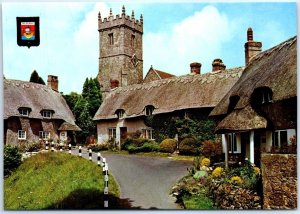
<box><xmin>29</xmin><ymin>70</ymin><xmax>45</xmax><ymax>85</ymax></box>
<box><xmin>63</xmin><ymin>92</ymin><xmax>81</xmax><ymax>113</ymax></box>
<box><xmin>4</xmin><ymin>145</ymin><xmax>22</xmax><ymax>177</ymax></box>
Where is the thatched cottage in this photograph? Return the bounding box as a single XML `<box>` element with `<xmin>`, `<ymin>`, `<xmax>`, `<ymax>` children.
<box><xmin>93</xmin><ymin>63</ymin><xmax>243</xmax><ymax>144</ymax></box>
<box><xmin>210</xmin><ymin>34</ymin><xmax>297</xmax><ymax>167</ymax></box>
<box><xmin>4</xmin><ymin>75</ymin><xmax>81</xmax><ymax>145</ymax></box>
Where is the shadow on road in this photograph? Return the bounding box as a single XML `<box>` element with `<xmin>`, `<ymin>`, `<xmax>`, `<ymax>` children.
<box><xmin>45</xmin><ymin>188</ymin><xmax>142</xmax><ymax>209</ymax></box>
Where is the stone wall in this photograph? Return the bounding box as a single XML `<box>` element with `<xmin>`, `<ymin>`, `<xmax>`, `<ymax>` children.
<box><xmin>261</xmin><ymin>154</ymin><xmax>297</xmax><ymax>209</ymax></box>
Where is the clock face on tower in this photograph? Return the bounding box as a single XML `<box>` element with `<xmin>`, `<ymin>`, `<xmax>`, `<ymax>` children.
<box><xmin>131</xmin><ymin>54</ymin><xmax>139</xmax><ymax>67</ymax></box>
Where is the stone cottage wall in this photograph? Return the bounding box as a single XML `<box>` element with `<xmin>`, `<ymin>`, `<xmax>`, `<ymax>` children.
<box><xmin>261</xmin><ymin>154</ymin><xmax>297</xmax><ymax>209</ymax></box>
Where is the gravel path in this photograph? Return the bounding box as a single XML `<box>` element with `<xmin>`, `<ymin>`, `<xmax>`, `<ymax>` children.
<box><xmin>72</xmin><ymin>149</ymin><xmax>192</xmax><ymax>209</ymax></box>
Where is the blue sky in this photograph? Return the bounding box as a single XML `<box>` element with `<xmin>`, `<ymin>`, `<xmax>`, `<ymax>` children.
<box><xmin>2</xmin><ymin>1</ymin><xmax>297</xmax><ymax>94</ymax></box>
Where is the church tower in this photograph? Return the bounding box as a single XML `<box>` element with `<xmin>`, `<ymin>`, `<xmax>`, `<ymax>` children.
<box><xmin>97</xmin><ymin>6</ymin><xmax>143</xmax><ymax>93</ymax></box>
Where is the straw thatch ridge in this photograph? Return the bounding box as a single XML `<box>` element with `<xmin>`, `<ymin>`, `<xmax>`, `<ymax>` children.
<box><xmin>210</xmin><ymin>36</ymin><xmax>297</xmax><ymax>117</ymax></box>
<box><xmin>210</xmin><ymin>36</ymin><xmax>297</xmax><ymax>132</ymax></box>
<box><xmin>58</xmin><ymin>122</ymin><xmax>82</xmax><ymax>131</ymax></box>
<box><xmin>94</xmin><ymin>67</ymin><xmax>243</xmax><ymax>120</ymax></box>
<box><xmin>4</xmin><ymin>79</ymin><xmax>78</xmax><ymax>127</ymax></box>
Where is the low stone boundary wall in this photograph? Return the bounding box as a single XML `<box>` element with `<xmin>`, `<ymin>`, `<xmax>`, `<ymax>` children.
<box><xmin>261</xmin><ymin>154</ymin><xmax>297</xmax><ymax>209</ymax></box>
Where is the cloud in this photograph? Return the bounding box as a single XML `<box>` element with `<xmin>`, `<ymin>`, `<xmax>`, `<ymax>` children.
<box><xmin>143</xmin><ymin>6</ymin><xmax>233</xmax><ymax>75</ymax></box>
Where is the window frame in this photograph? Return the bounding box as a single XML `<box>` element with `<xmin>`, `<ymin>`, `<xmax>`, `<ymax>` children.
<box><xmin>227</xmin><ymin>133</ymin><xmax>237</xmax><ymax>153</ymax></box>
<box><xmin>39</xmin><ymin>131</ymin><xmax>50</xmax><ymax>140</ymax></box>
<box><xmin>145</xmin><ymin>105</ymin><xmax>154</xmax><ymax>116</ymax></box>
<box><xmin>272</xmin><ymin>130</ymin><xmax>288</xmax><ymax>148</ymax></box>
<box><xmin>19</xmin><ymin>108</ymin><xmax>29</xmax><ymax>116</ymax></box>
<box><xmin>41</xmin><ymin>110</ymin><xmax>52</xmax><ymax>118</ymax></box>
<box><xmin>142</xmin><ymin>128</ymin><xmax>154</xmax><ymax>140</ymax></box>
<box><xmin>109</xmin><ymin>33</ymin><xmax>114</xmax><ymax>45</ymax></box>
<box><xmin>108</xmin><ymin>127</ymin><xmax>116</xmax><ymax>140</ymax></box>
<box><xmin>18</xmin><ymin>130</ymin><xmax>26</xmax><ymax>140</ymax></box>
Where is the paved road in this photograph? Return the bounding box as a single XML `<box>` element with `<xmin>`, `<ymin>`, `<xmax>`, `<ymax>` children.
<box><xmin>72</xmin><ymin>149</ymin><xmax>192</xmax><ymax>209</ymax></box>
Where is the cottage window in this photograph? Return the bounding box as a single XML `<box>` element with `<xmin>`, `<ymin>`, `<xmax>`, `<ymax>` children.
<box><xmin>39</xmin><ymin>131</ymin><xmax>50</xmax><ymax>140</ymax></box>
<box><xmin>109</xmin><ymin>33</ymin><xmax>114</xmax><ymax>45</ymax></box>
<box><xmin>251</xmin><ymin>87</ymin><xmax>273</xmax><ymax>108</ymax></box>
<box><xmin>228</xmin><ymin>95</ymin><xmax>240</xmax><ymax>113</ymax></box>
<box><xmin>272</xmin><ymin>130</ymin><xmax>288</xmax><ymax>147</ymax></box>
<box><xmin>41</xmin><ymin>110</ymin><xmax>52</xmax><ymax>118</ymax></box>
<box><xmin>145</xmin><ymin>105</ymin><xmax>154</xmax><ymax>116</ymax></box>
<box><xmin>227</xmin><ymin>133</ymin><xmax>237</xmax><ymax>153</ymax></box>
<box><xmin>18</xmin><ymin>108</ymin><xmax>30</xmax><ymax>116</ymax></box>
<box><xmin>18</xmin><ymin>130</ymin><xmax>26</xmax><ymax>140</ymax></box>
<box><xmin>142</xmin><ymin>128</ymin><xmax>154</xmax><ymax>140</ymax></box>
<box><xmin>108</xmin><ymin>128</ymin><xmax>116</xmax><ymax>140</ymax></box>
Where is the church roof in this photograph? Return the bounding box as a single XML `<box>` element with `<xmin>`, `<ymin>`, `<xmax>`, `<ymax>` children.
<box><xmin>94</xmin><ymin>67</ymin><xmax>243</xmax><ymax>120</ymax></box>
<box><xmin>4</xmin><ymin>79</ymin><xmax>80</xmax><ymax>130</ymax></box>
<box><xmin>210</xmin><ymin>36</ymin><xmax>297</xmax><ymax>132</ymax></box>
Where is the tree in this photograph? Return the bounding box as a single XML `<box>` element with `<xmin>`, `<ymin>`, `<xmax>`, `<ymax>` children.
<box><xmin>29</xmin><ymin>70</ymin><xmax>45</xmax><ymax>85</ymax></box>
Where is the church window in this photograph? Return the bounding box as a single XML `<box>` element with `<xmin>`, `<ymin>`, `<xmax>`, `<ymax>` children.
<box><xmin>109</xmin><ymin>33</ymin><xmax>114</xmax><ymax>45</ymax></box>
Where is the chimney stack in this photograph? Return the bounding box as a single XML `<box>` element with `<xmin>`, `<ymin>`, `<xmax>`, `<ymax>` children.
<box><xmin>212</xmin><ymin>58</ymin><xmax>226</xmax><ymax>72</ymax></box>
<box><xmin>190</xmin><ymin>62</ymin><xmax>201</xmax><ymax>75</ymax></box>
<box><xmin>244</xmin><ymin>27</ymin><xmax>262</xmax><ymax>66</ymax></box>
<box><xmin>110</xmin><ymin>79</ymin><xmax>119</xmax><ymax>89</ymax></box>
<box><xmin>47</xmin><ymin>75</ymin><xmax>58</xmax><ymax>92</ymax></box>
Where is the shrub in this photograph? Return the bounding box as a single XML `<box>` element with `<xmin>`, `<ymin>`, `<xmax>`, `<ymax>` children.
<box><xmin>200</xmin><ymin>158</ymin><xmax>211</xmax><ymax>167</ymax></box>
<box><xmin>253</xmin><ymin>167</ymin><xmax>261</xmax><ymax>176</ymax></box>
<box><xmin>201</xmin><ymin>140</ymin><xmax>222</xmax><ymax>158</ymax></box>
<box><xmin>87</xmin><ymin>143</ymin><xmax>109</xmax><ymax>152</ymax></box>
<box><xmin>179</xmin><ymin>137</ymin><xmax>201</xmax><ymax>155</ymax></box>
<box><xmin>230</xmin><ymin>176</ymin><xmax>243</xmax><ymax>186</ymax></box>
<box><xmin>160</xmin><ymin>138</ymin><xmax>178</xmax><ymax>153</ymax></box>
<box><xmin>212</xmin><ymin>167</ymin><xmax>224</xmax><ymax>178</ymax></box>
<box><xmin>128</xmin><ymin>141</ymin><xmax>160</xmax><ymax>153</ymax></box>
<box><xmin>121</xmin><ymin>138</ymin><xmax>147</xmax><ymax>150</ymax></box>
<box><xmin>4</xmin><ymin>145</ymin><xmax>22</xmax><ymax>177</ymax></box>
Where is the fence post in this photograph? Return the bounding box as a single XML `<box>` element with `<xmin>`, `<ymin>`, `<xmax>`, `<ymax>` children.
<box><xmin>51</xmin><ymin>142</ymin><xmax>54</xmax><ymax>152</ymax></box>
<box><xmin>45</xmin><ymin>140</ymin><xmax>49</xmax><ymax>151</ymax></box>
<box><xmin>97</xmin><ymin>153</ymin><xmax>101</xmax><ymax>167</ymax></box>
<box><xmin>79</xmin><ymin>146</ymin><xmax>82</xmax><ymax>157</ymax></box>
<box><xmin>103</xmin><ymin>162</ymin><xmax>109</xmax><ymax>208</ymax></box>
<box><xmin>89</xmin><ymin>149</ymin><xmax>92</xmax><ymax>161</ymax></box>
<box><xmin>59</xmin><ymin>142</ymin><xmax>63</xmax><ymax>152</ymax></box>
<box><xmin>68</xmin><ymin>144</ymin><xmax>72</xmax><ymax>154</ymax></box>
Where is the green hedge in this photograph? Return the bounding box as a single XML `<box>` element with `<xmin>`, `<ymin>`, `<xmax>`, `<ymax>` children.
<box><xmin>179</xmin><ymin>137</ymin><xmax>201</xmax><ymax>155</ymax></box>
<box><xmin>4</xmin><ymin>145</ymin><xmax>22</xmax><ymax>177</ymax></box>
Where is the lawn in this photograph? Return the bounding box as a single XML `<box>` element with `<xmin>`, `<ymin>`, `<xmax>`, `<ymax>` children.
<box><xmin>4</xmin><ymin>152</ymin><xmax>119</xmax><ymax>210</ymax></box>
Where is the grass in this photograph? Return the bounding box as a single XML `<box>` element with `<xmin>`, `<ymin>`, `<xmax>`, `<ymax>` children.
<box><xmin>4</xmin><ymin>152</ymin><xmax>120</xmax><ymax>210</ymax></box>
<box><xmin>183</xmin><ymin>194</ymin><xmax>216</xmax><ymax>210</ymax></box>
<box><xmin>101</xmin><ymin>150</ymin><xmax>195</xmax><ymax>161</ymax></box>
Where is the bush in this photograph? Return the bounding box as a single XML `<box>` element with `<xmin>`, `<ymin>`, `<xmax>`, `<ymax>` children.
<box><xmin>128</xmin><ymin>141</ymin><xmax>160</xmax><ymax>153</ymax></box>
<box><xmin>212</xmin><ymin>167</ymin><xmax>224</xmax><ymax>178</ymax></box>
<box><xmin>230</xmin><ymin>176</ymin><xmax>243</xmax><ymax>186</ymax></box>
<box><xmin>179</xmin><ymin>137</ymin><xmax>201</xmax><ymax>155</ymax></box>
<box><xmin>200</xmin><ymin>140</ymin><xmax>222</xmax><ymax>163</ymax></box>
<box><xmin>87</xmin><ymin>143</ymin><xmax>109</xmax><ymax>152</ymax></box>
<box><xmin>4</xmin><ymin>145</ymin><xmax>22</xmax><ymax>177</ymax></box>
<box><xmin>160</xmin><ymin>138</ymin><xmax>178</xmax><ymax>153</ymax></box>
<box><xmin>121</xmin><ymin>138</ymin><xmax>147</xmax><ymax>150</ymax></box>
<box><xmin>200</xmin><ymin>158</ymin><xmax>211</xmax><ymax>167</ymax></box>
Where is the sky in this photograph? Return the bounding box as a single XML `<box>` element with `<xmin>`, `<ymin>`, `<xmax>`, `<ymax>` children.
<box><xmin>1</xmin><ymin>1</ymin><xmax>297</xmax><ymax>94</ymax></box>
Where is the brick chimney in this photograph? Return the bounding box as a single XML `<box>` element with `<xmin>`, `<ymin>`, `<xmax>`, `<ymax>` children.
<box><xmin>244</xmin><ymin>27</ymin><xmax>262</xmax><ymax>66</ymax></box>
<box><xmin>110</xmin><ymin>79</ymin><xmax>119</xmax><ymax>89</ymax></box>
<box><xmin>47</xmin><ymin>75</ymin><xmax>58</xmax><ymax>92</ymax></box>
<box><xmin>212</xmin><ymin>58</ymin><xmax>226</xmax><ymax>72</ymax></box>
<box><xmin>190</xmin><ymin>62</ymin><xmax>201</xmax><ymax>75</ymax></box>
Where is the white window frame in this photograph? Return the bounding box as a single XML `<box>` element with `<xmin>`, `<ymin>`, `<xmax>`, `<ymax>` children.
<box><xmin>18</xmin><ymin>130</ymin><xmax>26</xmax><ymax>140</ymax></box>
<box><xmin>227</xmin><ymin>133</ymin><xmax>237</xmax><ymax>153</ymax></box>
<box><xmin>41</xmin><ymin>110</ymin><xmax>52</xmax><ymax>118</ymax></box>
<box><xmin>118</xmin><ymin>110</ymin><xmax>125</xmax><ymax>119</ymax></box>
<box><xmin>142</xmin><ymin>128</ymin><xmax>154</xmax><ymax>140</ymax></box>
<box><xmin>19</xmin><ymin>108</ymin><xmax>29</xmax><ymax>116</ymax></box>
<box><xmin>39</xmin><ymin>131</ymin><xmax>50</xmax><ymax>140</ymax></box>
<box><xmin>272</xmin><ymin>130</ymin><xmax>288</xmax><ymax>147</ymax></box>
<box><xmin>261</xmin><ymin>90</ymin><xmax>272</xmax><ymax>104</ymax></box>
<box><xmin>108</xmin><ymin>128</ymin><xmax>116</xmax><ymax>140</ymax></box>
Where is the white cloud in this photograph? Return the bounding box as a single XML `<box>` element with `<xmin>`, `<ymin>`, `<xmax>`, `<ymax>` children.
<box><xmin>144</xmin><ymin>6</ymin><xmax>233</xmax><ymax>75</ymax></box>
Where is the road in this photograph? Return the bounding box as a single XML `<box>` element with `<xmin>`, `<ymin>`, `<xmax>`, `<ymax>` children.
<box><xmin>73</xmin><ymin>149</ymin><xmax>192</xmax><ymax>209</ymax></box>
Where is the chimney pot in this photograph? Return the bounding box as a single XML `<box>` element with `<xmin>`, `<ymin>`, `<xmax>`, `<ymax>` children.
<box><xmin>47</xmin><ymin>75</ymin><xmax>58</xmax><ymax>92</ymax></box>
<box><xmin>190</xmin><ymin>62</ymin><xmax>201</xmax><ymax>75</ymax></box>
<box><xmin>245</xmin><ymin>27</ymin><xmax>262</xmax><ymax>66</ymax></box>
<box><xmin>212</xmin><ymin>58</ymin><xmax>226</xmax><ymax>72</ymax></box>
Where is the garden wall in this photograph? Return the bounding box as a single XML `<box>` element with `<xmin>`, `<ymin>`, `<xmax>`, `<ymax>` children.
<box><xmin>261</xmin><ymin>154</ymin><xmax>297</xmax><ymax>209</ymax></box>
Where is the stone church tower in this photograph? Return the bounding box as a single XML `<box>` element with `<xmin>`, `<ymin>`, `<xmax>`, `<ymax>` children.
<box><xmin>97</xmin><ymin>6</ymin><xmax>143</xmax><ymax>93</ymax></box>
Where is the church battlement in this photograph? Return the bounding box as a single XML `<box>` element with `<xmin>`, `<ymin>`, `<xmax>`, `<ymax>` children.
<box><xmin>98</xmin><ymin>6</ymin><xmax>143</xmax><ymax>33</ymax></box>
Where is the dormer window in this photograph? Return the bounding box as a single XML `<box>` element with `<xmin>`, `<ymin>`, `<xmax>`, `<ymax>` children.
<box><xmin>227</xmin><ymin>95</ymin><xmax>240</xmax><ymax>113</ymax></box>
<box><xmin>145</xmin><ymin>105</ymin><xmax>154</xmax><ymax>116</ymax></box>
<box><xmin>41</xmin><ymin>110</ymin><xmax>53</xmax><ymax>118</ymax></box>
<box><xmin>251</xmin><ymin>87</ymin><xmax>273</xmax><ymax>108</ymax></box>
<box><xmin>18</xmin><ymin>107</ymin><xmax>30</xmax><ymax>116</ymax></box>
<box><xmin>116</xmin><ymin>109</ymin><xmax>125</xmax><ymax>119</ymax></box>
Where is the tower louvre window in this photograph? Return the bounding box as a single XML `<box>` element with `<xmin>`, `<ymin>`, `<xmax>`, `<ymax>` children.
<box><xmin>109</xmin><ymin>33</ymin><xmax>114</xmax><ymax>45</ymax></box>
<box><xmin>131</xmin><ymin>34</ymin><xmax>135</xmax><ymax>47</ymax></box>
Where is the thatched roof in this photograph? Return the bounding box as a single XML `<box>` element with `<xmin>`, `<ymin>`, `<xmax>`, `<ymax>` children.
<box><xmin>210</xmin><ymin>36</ymin><xmax>297</xmax><ymax>132</ymax></box>
<box><xmin>94</xmin><ymin>67</ymin><xmax>243</xmax><ymax>120</ymax></box>
<box><xmin>4</xmin><ymin>79</ymin><xmax>80</xmax><ymax>130</ymax></box>
<box><xmin>58</xmin><ymin>122</ymin><xmax>82</xmax><ymax>131</ymax></box>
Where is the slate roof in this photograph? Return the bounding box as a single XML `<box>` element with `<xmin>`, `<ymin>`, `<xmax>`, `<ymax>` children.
<box><xmin>94</xmin><ymin>67</ymin><xmax>243</xmax><ymax>120</ymax></box>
